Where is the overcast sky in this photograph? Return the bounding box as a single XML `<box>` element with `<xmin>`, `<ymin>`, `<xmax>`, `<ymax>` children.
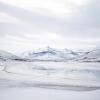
<box><xmin>0</xmin><ymin>0</ymin><xmax>100</xmax><ymax>52</ymax></box>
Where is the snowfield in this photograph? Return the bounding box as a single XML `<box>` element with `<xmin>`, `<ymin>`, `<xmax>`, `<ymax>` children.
<box><xmin>0</xmin><ymin>86</ymin><xmax>100</xmax><ymax>100</ymax></box>
<box><xmin>0</xmin><ymin>61</ymin><xmax>100</xmax><ymax>89</ymax></box>
<box><xmin>0</xmin><ymin>60</ymin><xmax>100</xmax><ymax>100</ymax></box>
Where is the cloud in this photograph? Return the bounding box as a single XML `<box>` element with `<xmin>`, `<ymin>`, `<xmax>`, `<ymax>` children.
<box><xmin>0</xmin><ymin>2</ymin><xmax>68</xmax><ymax>36</ymax></box>
<box><xmin>0</xmin><ymin>0</ymin><xmax>100</xmax><ymax>38</ymax></box>
<box><xmin>65</xmin><ymin>0</ymin><xmax>100</xmax><ymax>37</ymax></box>
<box><xmin>0</xmin><ymin>0</ymin><xmax>100</xmax><ymax>51</ymax></box>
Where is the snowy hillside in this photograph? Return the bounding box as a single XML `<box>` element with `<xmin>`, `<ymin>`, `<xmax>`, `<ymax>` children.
<box><xmin>76</xmin><ymin>49</ymin><xmax>100</xmax><ymax>62</ymax></box>
<box><xmin>61</xmin><ymin>48</ymin><xmax>78</xmax><ymax>59</ymax></box>
<box><xmin>0</xmin><ymin>50</ymin><xmax>22</xmax><ymax>61</ymax></box>
<box><xmin>21</xmin><ymin>47</ymin><xmax>78</xmax><ymax>61</ymax></box>
<box><xmin>0</xmin><ymin>47</ymin><xmax>100</xmax><ymax>62</ymax></box>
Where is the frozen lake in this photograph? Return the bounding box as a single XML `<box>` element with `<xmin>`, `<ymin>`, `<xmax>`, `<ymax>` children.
<box><xmin>0</xmin><ymin>61</ymin><xmax>100</xmax><ymax>91</ymax></box>
<box><xmin>0</xmin><ymin>61</ymin><xmax>100</xmax><ymax>100</ymax></box>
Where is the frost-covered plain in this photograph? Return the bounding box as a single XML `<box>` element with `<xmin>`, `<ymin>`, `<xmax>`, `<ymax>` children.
<box><xmin>0</xmin><ymin>61</ymin><xmax>100</xmax><ymax>100</ymax></box>
<box><xmin>0</xmin><ymin>61</ymin><xmax>100</xmax><ymax>89</ymax></box>
<box><xmin>0</xmin><ymin>87</ymin><xmax>100</xmax><ymax>100</ymax></box>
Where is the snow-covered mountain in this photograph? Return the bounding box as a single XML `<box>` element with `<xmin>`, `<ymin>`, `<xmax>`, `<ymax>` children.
<box><xmin>75</xmin><ymin>49</ymin><xmax>100</xmax><ymax>62</ymax></box>
<box><xmin>1</xmin><ymin>47</ymin><xmax>100</xmax><ymax>62</ymax></box>
<box><xmin>61</xmin><ymin>49</ymin><xmax>78</xmax><ymax>59</ymax></box>
<box><xmin>0</xmin><ymin>50</ymin><xmax>21</xmax><ymax>61</ymax></box>
<box><xmin>21</xmin><ymin>47</ymin><xmax>79</xmax><ymax>61</ymax></box>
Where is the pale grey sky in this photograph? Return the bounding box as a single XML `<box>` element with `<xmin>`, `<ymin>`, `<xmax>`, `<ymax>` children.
<box><xmin>0</xmin><ymin>0</ymin><xmax>100</xmax><ymax>52</ymax></box>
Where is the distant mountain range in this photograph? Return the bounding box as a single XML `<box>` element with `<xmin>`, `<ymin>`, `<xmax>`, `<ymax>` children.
<box><xmin>21</xmin><ymin>47</ymin><xmax>78</xmax><ymax>61</ymax></box>
<box><xmin>0</xmin><ymin>47</ymin><xmax>100</xmax><ymax>62</ymax></box>
<box><xmin>0</xmin><ymin>50</ymin><xmax>23</xmax><ymax>61</ymax></box>
<box><xmin>75</xmin><ymin>49</ymin><xmax>100</xmax><ymax>62</ymax></box>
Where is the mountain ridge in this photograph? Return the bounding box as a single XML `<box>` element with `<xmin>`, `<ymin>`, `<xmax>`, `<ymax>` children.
<box><xmin>0</xmin><ymin>47</ymin><xmax>100</xmax><ymax>62</ymax></box>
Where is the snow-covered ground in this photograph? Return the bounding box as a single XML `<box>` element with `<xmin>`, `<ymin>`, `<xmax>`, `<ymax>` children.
<box><xmin>0</xmin><ymin>87</ymin><xmax>100</xmax><ymax>100</ymax></box>
<box><xmin>0</xmin><ymin>61</ymin><xmax>100</xmax><ymax>100</ymax></box>
<box><xmin>0</xmin><ymin>61</ymin><xmax>100</xmax><ymax>89</ymax></box>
